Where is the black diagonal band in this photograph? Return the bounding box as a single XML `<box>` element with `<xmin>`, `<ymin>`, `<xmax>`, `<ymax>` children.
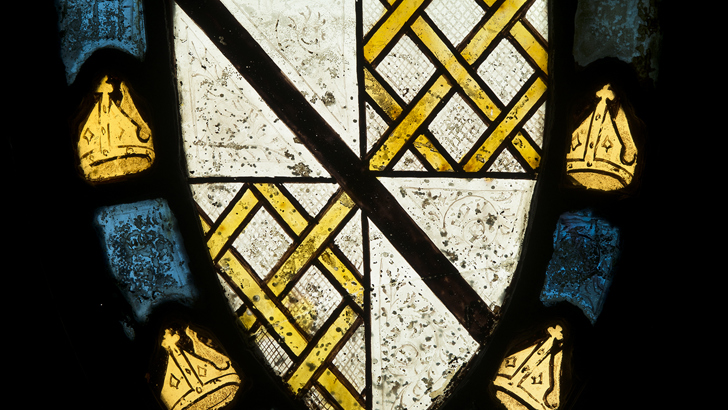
<box><xmin>173</xmin><ymin>0</ymin><xmax>496</xmax><ymax>342</ymax></box>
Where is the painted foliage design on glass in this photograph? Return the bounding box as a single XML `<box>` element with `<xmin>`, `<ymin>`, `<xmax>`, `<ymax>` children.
<box><xmin>174</xmin><ymin>1</ymin><xmax>548</xmax><ymax>409</ymax></box>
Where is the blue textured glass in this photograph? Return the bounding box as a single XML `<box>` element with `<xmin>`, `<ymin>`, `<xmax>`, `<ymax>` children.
<box><xmin>95</xmin><ymin>198</ymin><xmax>196</xmax><ymax>322</ymax></box>
<box><xmin>540</xmin><ymin>209</ymin><xmax>619</xmax><ymax>324</ymax></box>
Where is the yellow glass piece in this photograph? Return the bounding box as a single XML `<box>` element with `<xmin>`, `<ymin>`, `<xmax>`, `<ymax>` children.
<box><xmin>159</xmin><ymin>325</ymin><xmax>242</xmax><ymax>410</ymax></box>
<box><xmin>219</xmin><ymin>251</ymin><xmax>307</xmax><ymax>356</ymax></box>
<box><xmin>318</xmin><ymin>248</ymin><xmax>364</xmax><ymax>307</ymax></box>
<box><xmin>77</xmin><ymin>75</ymin><xmax>154</xmax><ymax>182</ymax></box>
<box><xmin>461</xmin><ymin>0</ymin><xmax>528</xmax><ymax>65</ymax></box>
<box><xmin>510</xmin><ymin>21</ymin><xmax>549</xmax><ymax>74</ymax></box>
<box><xmin>512</xmin><ymin>132</ymin><xmax>541</xmax><ymax>170</ymax></box>
<box><xmin>464</xmin><ymin>78</ymin><xmax>547</xmax><ymax>172</ymax></box>
<box><xmin>363</xmin><ymin>0</ymin><xmax>427</xmax><ymax>63</ymax></box>
<box><xmin>493</xmin><ymin>325</ymin><xmax>564</xmax><ymax>410</ymax></box>
<box><xmin>254</xmin><ymin>183</ymin><xmax>308</xmax><ymax>235</ymax></box>
<box><xmin>369</xmin><ymin>76</ymin><xmax>452</xmax><ymax>171</ymax></box>
<box><xmin>411</xmin><ymin>17</ymin><xmax>500</xmax><ymax>121</ymax></box>
<box><xmin>238</xmin><ymin>308</ymin><xmax>257</xmax><ymax>331</ymax></box>
<box><xmin>269</xmin><ymin>192</ymin><xmax>356</xmax><ymax>295</ymax></box>
<box><xmin>318</xmin><ymin>368</ymin><xmax>365</xmax><ymax>410</ymax></box>
<box><xmin>364</xmin><ymin>68</ymin><xmax>403</xmax><ymax>120</ymax></box>
<box><xmin>199</xmin><ymin>216</ymin><xmax>211</xmax><ymax>235</ymax></box>
<box><xmin>252</xmin><ymin>184</ymin><xmax>364</xmax><ymax>306</ymax></box>
<box><xmin>412</xmin><ymin>135</ymin><xmax>454</xmax><ymax>171</ymax></box>
<box><xmin>207</xmin><ymin>188</ymin><xmax>259</xmax><ymax>261</ymax></box>
<box><xmin>286</xmin><ymin>306</ymin><xmax>357</xmax><ymax>394</ymax></box>
<box><xmin>567</xmin><ymin>84</ymin><xmax>638</xmax><ymax>191</ymax></box>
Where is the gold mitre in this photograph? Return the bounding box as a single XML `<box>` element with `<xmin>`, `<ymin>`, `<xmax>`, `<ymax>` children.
<box><xmin>566</xmin><ymin>84</ymin><xmax>638</xmax><ymax>191</ymax></box>
<box><xmin>493</xmin><ymin>325</ymin><xmax>565</xmax><ymax>410</ymax></box>
<box><xmin>159</xmin><ymin>326</ymin><xmax>242</xmax><ymax>410</ymax></box>
<box><xmin>77</xmin><ymin>75</ymin><xmax>154</xmax><ymax>182</ymax></box>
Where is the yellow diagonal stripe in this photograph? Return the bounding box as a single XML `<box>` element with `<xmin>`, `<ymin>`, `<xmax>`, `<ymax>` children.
<box><xmin>512</xmin><ymin>132</ymin><xmax>541</xmax><ymax>170</ymax></box>
<box><xmin>364</xmin><ymin>68</ymin><xmax>403</xmax><ymax>120</ymax></box>
<box><xmin>364</xmin><ymin>0</ymin><xmax>427</xmax><ymax>63</ymax></box>
<box><xmin>318</xmin><ymin>367</ymin><xmax>364</xmax><ymax>410</ymax></box>
<box><xmin>269</xmin><ymin>192</ymin><xmax>357</xmax><ymax>296</ymax></box>
<box><xmin>412</xmin><ymin>134</ymin><xmax>454</xmax><ymax>171</ymax></box>
<box><xmin>254</xmin><ymin>184</ymin><xmax>364</xmax><ymax>307</ymax></box>
<box><xmin>461</xmin><ymin>0</ymin><xmax>529</xmax><ymax>65</ymax></box>
<box><xmin>318</xmin><ymin>249</ymin><xmax>364</xmax><ymax>307</ymax></box>
<box><xmin>464</xmin><ymin>77</ymin><xmax>547</xmax><ymax>172</ymax></box>
<box><xmin>218</xmin><ymin>250</ymin><xmax>307</xmax><ymax>356</ymax></box>
<box><xmin>411</xmin><ymin>17</ymin><xmax>500</xmax><ymax>121</ymax></box>
<box><xmin>254</xmin><ymin>184</ymin><xmax>308</xmax><ymax>235</ymax></box>
<box><xmin>287</xmin><ymin>306</ymin><xmax>357</xmax><ymax>394</ymax></box>
<box><xmin>510</xmin><ymin>21</ymin><xmax>548</xmax><ymax>74</ymax></box>
<box><xmin>207</xmin><ymin>188</ymin><xmax>258</xmax><ymax>261</ymax></box>
<box><xmin>369</xmin><ymin>75</ymin><xmax>451</xmax><ymax>171</ymax></box>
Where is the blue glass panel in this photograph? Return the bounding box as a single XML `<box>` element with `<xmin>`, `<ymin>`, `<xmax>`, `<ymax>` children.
<box><xmin>95</xmin><ymin>198</ymin><xmax>196</xmax><ymax>322</ymax></box>
<box><xmin>56</xmin><ymin>0</ymin><xmax>147</xmax><ymax>84</ymax></box>
<box><xmin>540</xmin><ymin>210</ymin><xmax>619</xmax><ymax>324</ymax></box>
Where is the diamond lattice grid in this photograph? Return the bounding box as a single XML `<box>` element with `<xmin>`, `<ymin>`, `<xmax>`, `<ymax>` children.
<box><xmin>522</xmin><ymin>101</ymin><xmax>546</xmax><ymax>148</ymax></box>
<box><xmin>333</xmin><ymin>324</ymin><xmax>366</xmax><ymax>394</ymax></box>
<box><xmin>283</xmin><ymin>266</ymin><xmax>342</xmax><ymax>336</ymax></box>
<box><xmin>233</xmin><ymin>207</ymin><xmax>293</xmax><ymax>279</ymax></box>
<box><xmin>376</xmin><ymin>35</ymin><xmax>436</xmax><ymax>104</ymax></box>
<box><xmin>478</xmin><ymin>39</ymin><xmax>535</xmax><ymax>106</ymax></box>
<box><xmin>254</xmin><ymin>327</ymin><xmax>293</xmax><ymax>376</ymax></box>
<box><xmin>428</xmin><ymin>93</ymin><xmax>488</xmax><ymax>162</ymax></box>
<box><xmin>425</xmin><ymin>0</ymin><xmax>485</xmax><ymax>47</ymax></box>
<box><xmin>526</xmin><ymin>0</ymin><xmax>548</xmax><ymax>41</ymax></box>
<box><xmin>365</xmin><ymin>102</ymin><xmax>389</xmax><ymax>155</ymax></box>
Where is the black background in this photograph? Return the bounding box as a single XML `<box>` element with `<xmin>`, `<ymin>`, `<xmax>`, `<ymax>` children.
<box><xmin>15</xmin><ymin>0</ymin><xmax>691</xmax><ymax>409</ymax></box>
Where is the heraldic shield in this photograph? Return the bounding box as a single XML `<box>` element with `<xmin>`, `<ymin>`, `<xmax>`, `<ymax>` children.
<box><xmin>173</xmin><ymin>0</ymin><xmax>549</xmax><ymax>409</ymax></box>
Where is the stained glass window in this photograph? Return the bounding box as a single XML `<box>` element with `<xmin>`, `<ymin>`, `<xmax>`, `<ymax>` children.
<box><xmin>27</xmin><ymin>0</ymin><xmax>677</xmax><ymax>409</ymax></box>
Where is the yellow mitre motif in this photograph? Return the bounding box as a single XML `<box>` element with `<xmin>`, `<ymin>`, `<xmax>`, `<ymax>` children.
<box><xmin>493</xmin><ymin>325</ymin><xmax>565</xmax><ymax>410</ymax></box>
<box><xmin>160</xmin><ymin>326</ymin><xmax>242</xmax><ymax>410</ymax></box>
<box><xmin>77</xmin><ymin>75</ymin><xmax>154</xmax><ymax>182</ymax></box>
<box><xmin>566</xmin><ymin>84</ymin><xmax>638</xmax><ymax>191</ymax></box>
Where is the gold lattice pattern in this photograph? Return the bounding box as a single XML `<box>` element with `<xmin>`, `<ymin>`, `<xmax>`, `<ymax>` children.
<box><xmin>363</xmin><ymin>0</ymin><xmax>547</xmax><ymax>173</ymax></box>
<box><xmin>195</xmin><ymin>182</ymin><xmax>366</xmax><ymax>409</ymax></box>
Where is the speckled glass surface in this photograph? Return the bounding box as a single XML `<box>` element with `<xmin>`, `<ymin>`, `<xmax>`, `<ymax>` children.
<box><xmin>56</xmin><ymin>0</ymin><xmax>146</xmax><ymax>84</ymax></box>
<box><xmin>540</xmin><ymin>210</ymin><xmax>620</xmax><ymax>324</ymax></box>
<box><xmin>174</xmin><ymin>1</ymin><xmax>549</xmax><ymax>409</ymax></box>
<box><xmin>94</xmin><ymin>199</ymin><xmax>196</xmax><ymax>322</ymax></box>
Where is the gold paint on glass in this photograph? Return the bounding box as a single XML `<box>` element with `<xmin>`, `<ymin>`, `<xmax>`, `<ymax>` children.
<box><xmin>566</xmin><ymin>84</ymin><xmax>638</xmax><ymax>191</ymax></box>
<box><xmin>319</xmin><ymin>367</ymin><xmax>365</xmax><ymax>410</ymax></box>
<box><xmin>208</xmin><ymin>188</ymin><xmax>259</xmax><ymax>261</ymax></box>
<box><xmin>464</xmin><ymin>78</ymin><xmax>546</xmax><ymax>172</ymax></box>
<box><xmin>461</xmin><ymin>0</ymin><xmax>528</xmax><ymax>65</ymax></box>
<box><xmin>369</xmin><ymin>76</ymin><xmax>452</xmax><ymax>170</ymax></box>
<box><xmin>238</xmin><ymin>308</ymin><xmax>257</xmax><ymax>331</ymax></box>
<box><xmin>318</xmin><ymin>248</ymin><xmax>364</xmax><ymax>307</ymax></box>
<box><xmin>493</xmin><ymin>325</ymin><xmax>565</xmax><ymax>410</ymax></box>
<box><xmin>364</xmin><ymin>68</ymin><xmax>403</xmax><ymax>120</ymax></box>
<box><xmin>412</xmin><ymin>135</ymin><xmax>454</xmax><ymax>171</ymax></box>
<box><xmin>219</xmin><ymin>251</ymin><xmax>308</xmax><ymax>356</ymax></box>
<box><xmin>269</xmin><ymin>192</ymin><xmax>356</xmax><ymax>295</ymax></box>
<box><xmin>254</xmin><ymin>183</ymin><xmax>309</xmax><ymax>235</ymax></box>
<box><xmin>77</xmin><ymin>75</ymin><xmax>154</xmax><ymax>182</ymax></box>
<box><xmin>510</xmin><ymin>21</ymin><xmax>548</xmax><ymax>74</ymax></box>
<box><xmin>253</xmin><ymin>184</ymin><xmax>364</xmax><ymax>306</ymax></box>
<box><xmin>363</xmin><ymin>0</ymin><xmax>427</xmax><ymax>63</ymax></box>
<box><xmin>286</xmin><ymin>306</ymin><xmax>357</xmax><ymax>394</ymax></box>
<box><xmin>159</xmin><ymin>325</ymin><xmax>242</xmax><ymax>410</ymax></box>
<box><xmin>367</xmin><ymin>0</ymin><xmax>546</xmax><ymax>173</ymax></box>
<box><xmin>411</xmin><ymin>17</ymin><xmax>500</xmax><ymax>120</ymax></box>
<box><xmin>512</xmin><ymin>133</ymin><xmax>541</xmax><ymax>170</ymax></box>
